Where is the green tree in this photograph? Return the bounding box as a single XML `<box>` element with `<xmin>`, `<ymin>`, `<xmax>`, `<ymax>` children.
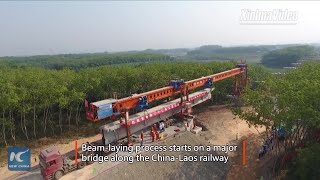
<box><xmin>233</xmin><ymin>61</ymin><xmax>320</xmax><ymax>178</ymax></box>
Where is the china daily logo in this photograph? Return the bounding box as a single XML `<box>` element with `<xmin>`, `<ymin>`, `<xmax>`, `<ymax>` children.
<box><xmin>8</xmin><ymin>147</ymin><xmax>30</xmax><ymax>171</ymax></box>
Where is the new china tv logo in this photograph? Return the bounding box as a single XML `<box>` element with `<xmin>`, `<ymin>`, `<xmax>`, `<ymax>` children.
<box><xmin>8</xmin><ymin>147</ymin><xmax>30</xmax><ymax>171</ymax></box>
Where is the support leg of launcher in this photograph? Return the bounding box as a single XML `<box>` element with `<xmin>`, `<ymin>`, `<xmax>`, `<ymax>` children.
<box><xmin>124</xmin><ymin>110</ymin><xmax>132</xmax><ymax>146</ymax></box>
<box><xmin>183</xmin><ymin>102</ymin><xmax>202</xmax><ymax>134</ymax></box>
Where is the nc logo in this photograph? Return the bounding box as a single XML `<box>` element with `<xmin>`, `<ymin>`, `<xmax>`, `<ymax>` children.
<box><xmin>8</xmin><ymin>147</ymin><xmax>30</xmax><ymax>171</ymax></box>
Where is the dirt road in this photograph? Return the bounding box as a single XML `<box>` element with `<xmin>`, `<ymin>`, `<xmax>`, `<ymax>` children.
<box><xmin>92</xmin><ymin>105</ymin><xmax>266</xmax><ymax>180</ymax></box>
<box><xmin>195</xmin><ymin>105</ymin><xmax>269</xmax><ymax>180</ymax></box>
<box><xmin>195</xmin><ymin>105</ymin><xmax>264</xmax><ymax>145</ymax></box>
<box><xmin>95</xmin><ymin>132</ymin><xmax>230</xmax><ymax>180</ymax></box>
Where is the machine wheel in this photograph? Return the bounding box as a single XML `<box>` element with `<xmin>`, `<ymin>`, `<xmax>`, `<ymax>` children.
<box><xmin>77</xmin><ymin>161</ymin><xmax>86</xmax><ymax>169</ymax></box>
<box><xmin>54</xmin><ymin>170</ymin><xmax>64</xmax><ymax>180</ymax></box>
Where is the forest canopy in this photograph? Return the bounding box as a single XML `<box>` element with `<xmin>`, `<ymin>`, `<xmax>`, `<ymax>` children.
<box><xmin>0</xmin><ymin>53</ymin><xmax>174</xmax><ymax>70</ymax></box>
<box><xmin>261</xmin><ymin>45</ymin><xmax>317</xmax><ymax>68</ymax></box>
<box><xmin>1</xmin><ymin>61</ymin><xmax>254</xmax><ymax>146</ymax></box>
<box><xmin>233</xmin><ymin>61</ymin><xmax>320</xmax><ymax>179</ymax></box>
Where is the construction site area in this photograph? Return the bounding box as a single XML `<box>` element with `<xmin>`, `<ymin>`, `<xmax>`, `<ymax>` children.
<box><xmin>3</xmin><ymin>104</ymin><xmax>268</xmax><ymax>180</ymax></box>
<box><xmin>1</xmin><ymin>63</ymin><xmax>282</xmax><ymax>180</ymax></box>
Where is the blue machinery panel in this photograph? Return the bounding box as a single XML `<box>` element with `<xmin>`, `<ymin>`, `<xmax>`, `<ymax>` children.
<box><xmin>137</xmin><ymin>96</ymin><xmax>148</xmax><ymax>111</ymax></box>
<box><xmin>237</xmin><ymin>64</ymin><xmax>247</xmax><ymax>71</ymax></box>
<box><xmin>169</xmin><ymin>79</ymin><xmax>184</xmax><ymax>90</ymax></box>
<box><xmin>97</xmin><ymin>103</ymin><xmax>114</xmax><ymax>119</ymax></box>
<box><xmin>205</xmin><ymin>78</ymin><xmax>214</xmax><ymax>88</ymax></box>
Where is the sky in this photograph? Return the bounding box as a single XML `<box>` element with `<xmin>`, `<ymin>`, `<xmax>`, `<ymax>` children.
<box><xmin>0</xmin><ymin>1</ymin><xmax>320</xmax><ymax>56</ymax></box>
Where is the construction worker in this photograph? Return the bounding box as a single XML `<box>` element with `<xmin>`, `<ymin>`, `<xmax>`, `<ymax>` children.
<box><xmin>150</xmin><ymin>129</ymin><xmax>155</xmax><ymax>142</ymax></box>
<box><xmin>153</xmin><ymin>124</ymin><xmax>158</xmax><ymax>132</ymax></box>
<box><xmin>119</xmin><ymin>117</ymin><xmax>123</xmax><ymax>123</ymax></box>
<box><xmin>156</xmin><ymin>130</ymin><xmax>160</xmax><ymax>141</ymax></box>
<box><xmin>159</xmin><ymin>122</ymin><xmax>163</xmax><ymax>132</ymax></box>
<box><xmin>101</xmin><ymin>129</ymin><xmax>105</xmax><ymax>146</ymax></box>
<box><xmin>269</xmin><ymin>135</ymin><xmax>274</xmax><ymax>150</ymax></box>
<box><xmin>140</xmin><ymin>131</ymin><xmax>144</xmax><ymax>146</ymax></box>
<box><xmin>102</xmin><ymin>133</ymin><xmax>105</xmax><ymax>146</ymax></box>
<box><xmin>258</xmin><ymin>147</ymin><xmax>264</xmax><ymax>158</ymax></box>
<box><xmin>162</xmin><ymin>122</ymin><xmax>166</xmax><ymax>132</ymax></box>
<box><xmin>263</xmin><ymin>142</ymin><xmax>268</xmax><ymax>154</ymax></box>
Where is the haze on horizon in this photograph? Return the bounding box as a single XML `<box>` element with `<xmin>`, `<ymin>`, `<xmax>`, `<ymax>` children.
<box><xmin>0</xmin><ymin>1</ymin><xmax>320</xmax><ymax>57</ymax></box>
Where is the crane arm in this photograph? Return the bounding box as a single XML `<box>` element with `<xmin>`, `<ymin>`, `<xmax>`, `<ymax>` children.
<box><xmin>86</xmin><ymin>64</ymin><xmax>248</xmax><ymax>122</ymax></box>
<box><xmin>113</xmin><ymin>86</ymin><xmax>176</xmax><ymax>113</ymax></box>
<box><xmin>185</xmin><ymin>67</ymin><xmax>243</xmax><ymax>91</ymax></box>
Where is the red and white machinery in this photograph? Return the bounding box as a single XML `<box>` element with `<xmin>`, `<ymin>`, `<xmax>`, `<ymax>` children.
<box><xmin>85</xmin><ymin>63</ymin><xmax>248</xmax><ymax>145</ymax></box>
